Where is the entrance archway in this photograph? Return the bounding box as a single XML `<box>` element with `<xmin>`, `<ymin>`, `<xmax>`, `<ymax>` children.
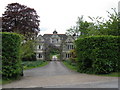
<box><xmin>44</xmin><ymin>43</ymin><xmax>62</xmax><ymax>61</ymax></box>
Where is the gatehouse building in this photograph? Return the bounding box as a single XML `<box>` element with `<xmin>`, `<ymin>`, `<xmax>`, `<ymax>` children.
<box><xmin>35</xmin><ymin>30</ymin><xmax>76</xmax><ymax>60</ymax></box>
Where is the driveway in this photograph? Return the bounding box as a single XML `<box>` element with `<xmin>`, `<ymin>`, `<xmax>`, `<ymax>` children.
<box><xmin>2</xmin><ymin>61</ymin><xmax>118</xmax><ymax>88</ymax></box>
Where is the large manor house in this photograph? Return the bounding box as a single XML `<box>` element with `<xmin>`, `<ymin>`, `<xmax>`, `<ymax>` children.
<box><xmin>35</xmin><ymin>30</ymin><xmax>76</xmax><ymax>60</ymax></box>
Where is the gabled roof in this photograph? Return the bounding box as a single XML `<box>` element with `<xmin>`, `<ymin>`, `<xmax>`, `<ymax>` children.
<box><xmin>43</xmin><ymin>33</ymin><xmax>68</xmax><ymax>40</ymax></box>
<box><xmin>43</xmin><ymin>34</ymin><xmax>52</xmax><ymax>39</ymax></box>
<box><xmin>65</xmin><ymin>35</ymin><xmax>75</xmax><ymax>43</ymax></box>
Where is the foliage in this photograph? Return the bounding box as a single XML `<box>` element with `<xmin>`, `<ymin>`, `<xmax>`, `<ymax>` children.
<box><xmin>63</xmin><ymin>60</ymin><xmax>77</xmax><ymax>71</ymax></box>
<box><xmin>2</xmin><ymin>3</ymin><xmax>40</xmax><ymax>40</ymax></box>
<box><xmin>22</xmin><ymin>60</ymin><xmax>48</xmax><ymax>70</ymax></box>
<box><xmin>44</xmin><ymin>43</ymin><xmax>62</xmax><ymax>60</ymax></box>
<box><xmin>69</xmin><ymin>49</ymin><xmax>77</xmax><ymax>63</ymax></box>
<box><xmin>22</xmin><ymin>53</ymin><xmax>36</xmax><ymax>61</ymax></box>
<box><xmin>2</xmin><ymin>32</ymin><xmax>22</xmax><ymax>79</ymax></box>
<box><xmin>66</xmin><ymin>16</ymin><xmax>90</xmax><ymax>37</ymax></box>
<box><xmin>50</xmin><ymin>49</ymin><xmax>59</xmax><ymax>55</ymax></box>
<box><xmin>56</xmin><ymin>54</ymin><xmax>60</xmax><ymax>59</ymax></box>
<box><xmin>88</xmin><ymin>8</ymin><xmax>119</xmax><ymax>36</ymax></box>
<box><xmin>66</xmin><ymin>26</ymin><xmax>79</xmax><ymax>36</ymax></box>
<box><xmin>20</xmin><ymin>40</ymin><xmax>36</xmax><ymax>61</ymax></box>
<box><xmin>98</xmin><ymin>72</ymin><xmax>120</xmax><ymax>77</ymax></box>
<box><xmin>76</xmin><ymin>16</ymin><xmax>90</xmax><ymax>36</ymax></box>
<box><xmin>105</xmin><ymin>8</ymin><xmax>119</xmax><ymax>36</ymax></box>
<box><xmin>2</xmin><ymin>2</ymin><xmax>40</xmax><ymax>61</ymax></box>
<box><xmin>75</xmin><ymin>35</ymin><xmax>120</xmax><ymax>74</ymax></box>
<box><xmin>66</xmin><ymin>8</ymin><xmax>119</xmax><ymax>37</ymax></box>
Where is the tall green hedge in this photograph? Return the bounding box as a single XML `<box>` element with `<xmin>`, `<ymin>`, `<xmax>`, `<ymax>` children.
<box><xmin>2</xmin><ymin>32</ymin><xmax>22</xmax><ymax>79</ymax></box>
<box><xmin>75</xmin><ymin>35</ymin><xmax>120</xmax><ymax>74</ymax></box>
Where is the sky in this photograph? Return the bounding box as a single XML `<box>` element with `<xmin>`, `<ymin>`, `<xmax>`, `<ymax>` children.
<box><xmin>0</xmin><ymin>0</ymin><xmax>119</xmax><ymax>35</ymax></box>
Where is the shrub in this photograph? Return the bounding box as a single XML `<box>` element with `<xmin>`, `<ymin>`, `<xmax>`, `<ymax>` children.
<box><xmin>22</xmin><ymin>53</ymin><xmax>36</xmax><ymax>61</ymax></box>
<box><xmin>2</xmin><ymin>32</ymin><xmax>22</xmax><ymax>79</ymax></box>
<box><xmin>75</xmin><ymin>35</ymin><xmax>119</xmax><ymax>74</ymax></box>
<box><xmin>20</xmin><ymin>40</ymin><xmax>36</xmax><ymax>61</ymax></box>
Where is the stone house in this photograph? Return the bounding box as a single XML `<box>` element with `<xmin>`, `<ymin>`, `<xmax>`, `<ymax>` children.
<box><xmin>35</xmin><ymin>30</ymin><xmax>75</xmax><ymax>60</ymax></box>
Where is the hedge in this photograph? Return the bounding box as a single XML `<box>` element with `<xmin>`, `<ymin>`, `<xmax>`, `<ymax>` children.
<box><xmin>75</xmin><ymin>35</ymin><xmax>120</xmax><ymax>74</ymax></box>
<box><xmin>2</xmin><ymin>32</ymin><xmax>22</xmax><ymax>79</ymax></box>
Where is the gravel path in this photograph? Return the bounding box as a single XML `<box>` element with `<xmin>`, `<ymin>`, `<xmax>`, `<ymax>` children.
<box><xmin>2</xmin><ymin>61</ymin><xmax>118</xmax><ymax>88</ymax></box>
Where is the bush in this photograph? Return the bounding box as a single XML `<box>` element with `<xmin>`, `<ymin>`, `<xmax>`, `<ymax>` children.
<box><xmin>2</xmin><ymin>32</ymin><xmax>22</xmax><ymax>79</ymax></box>
<box><xmin>75</xmin><ymin>35</ymin><xmax>120</xmax><ymax>74</ymax></box>
<box><xmin>20</xmin><ymin>40</ymin><xmax>36</xmax><ymax>61</ymax></box>
<box><xmin>22</xmin><ymin>53</ymin><xmax>36</xmax><ymax>61</ymax></box>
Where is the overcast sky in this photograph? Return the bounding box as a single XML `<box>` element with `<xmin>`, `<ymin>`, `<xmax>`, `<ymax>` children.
<box><xmin>0</xmin><ymin>0</ymin><xmax>119</xmax><ymax>35</ymax></box>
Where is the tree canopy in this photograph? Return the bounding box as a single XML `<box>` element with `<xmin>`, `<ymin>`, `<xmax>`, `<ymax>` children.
<box><xmin>2</xmin><ymin>3</ymin><xmax>40</xmax><ymax>40</ymax></box>
<box><xmin>66</xmin><ymin>8</ymin><xmax>119</xmax><ymax>38</ymax></box>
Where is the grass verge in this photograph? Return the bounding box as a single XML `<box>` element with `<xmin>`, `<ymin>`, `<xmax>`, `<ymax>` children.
<box><xmin>62</xmin><ymin>61</ymin><xmax>77</xmax><ymax>72</ymax></box>
<box><xmin>98</xmin><ymin>72</ymin><xmax>120</xmax><ymax>77</ymax></box>
<box><xmin>63</xmin><ymin>60</ymin><xmax>120</xmax><ymax>77</ymax></box>
<box><xmin>2</xmin><ymin>78</ymin><xmax>21</xmax><ymax>85</ymax></box>
<box><xmin>22</xmin><ymin>60</ymin><xmax>49</xmax><ymax>70</ymax></box>
<box><xmin>0</xmin><ymin>79</ymin><xmax>1</xmax><ymax>85</ymax></box>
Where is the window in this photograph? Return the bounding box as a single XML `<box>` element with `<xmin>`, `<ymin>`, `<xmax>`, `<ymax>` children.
<box><xmin>39</xmin><ymin>53</ymin><xmax>42</xmax><ymax>58</ymax></box>
<box><xmin>67</xmin><ymin>45</ymin><xmax>69</xmax><ymax>50</ymax></box>
<box><xmin>66</xmin><ymin>53</ymin><xmax>71</xmax><ymax>58</ymax></box>
<box><xmin>67</xmin><ymin>45</ymin><xmax>74</xmax><ymax>50</ymax></box>
<box><xmin>39</xmin><ymin>45</ymin><xmax>41</xmax><ymax>49</ymax></box>
<box><xmin>66</xmin><ymin>53</ymin><xmax>67</xmax><ymax>58</ymax></box>
<box><xmin>69</xmin><ymin>45</ymin><xmax>71</xmax><ymax>49</ymax></box>
<box><xmin>70</xmin><ymin>45</ymin><xmax>74</xmax><ymax>49</ymax></box>
<box><xmin>52</xmin><ymin>40</ymin><xmax>54</xmax><ymax>43</ymax></box>
<box><xmin>57</xmin><ymin>39</ymin><xmax>58</xmax><ymax>41</ymax></box>
<box><xmin>72</xmin><ymin>45</ymin><xmax>74</xmax><ymax>49</ymax></box>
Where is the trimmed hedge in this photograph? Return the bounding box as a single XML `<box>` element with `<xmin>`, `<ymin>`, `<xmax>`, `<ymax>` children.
<box><xmin>2</xmin><ymin>32</ymin><xmax>22</xmax><ymax>79</ymax></box>
<box><xmin>75</xmin><ymin>35</ymin><xmax>120</xmax><ymax>74</ymax></box>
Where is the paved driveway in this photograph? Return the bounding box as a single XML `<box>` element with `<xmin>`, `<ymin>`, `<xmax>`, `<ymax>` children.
<box><xmin>3</xmin><ymin>61</ymin><xmax>118</xmax><ymax>88</ymax></box>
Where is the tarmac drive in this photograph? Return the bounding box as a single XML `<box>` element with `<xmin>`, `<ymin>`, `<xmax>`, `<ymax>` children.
<box><xmin>2</xmin><ymin>61</ymin><xmax>119</xmax><ymax>88</ymax></box>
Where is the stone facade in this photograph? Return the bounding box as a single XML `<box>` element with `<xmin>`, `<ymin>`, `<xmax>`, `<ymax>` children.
<box><xmin>0</xmin><ymin>17</ymin><xmax>2</xmax><ymax>32</ymax></box>
<box><xmin>35</xmin><ymin>30</ymin><xmax>75</xmax><ymax>60</ymax></box>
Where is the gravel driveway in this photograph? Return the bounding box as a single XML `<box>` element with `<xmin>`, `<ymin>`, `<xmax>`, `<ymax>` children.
<box><xmin>2</xmin><ymin>61</ymin><xmax>118</xmax><ymax>88</ymax></box>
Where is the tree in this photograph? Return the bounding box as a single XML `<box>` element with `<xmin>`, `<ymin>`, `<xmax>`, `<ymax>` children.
<box><xmin>105</xmin><ymin>8</ymin><xmax>119</xmax><ymax>36</ymax></box>
<box><xmin>2</xmin><ymin>3</ymin><xmax>40</xmax><ymax>40</ymax></box>
<box><xmin>76</xmin><ymin>16</ymin><xmax>90</xmax><ymax>36</ymax></box>
<box><xmin>66</xmin><ymin>16</ymin><xmax>91</xmax><ymax>38</ymax></box>
<box><xmin>66</xmin><ymin>8</ymin><xmax>119</xmax><ymax>37</ymax></box>
<box><xmin>88</xmin><ymin>8</ymin><xmax>119</xmax><ymax>36</ymax></box>
<box><xmin>87</xmin><ymin>16</ymin><xmax>106</xmax><ymax>36</ymax></box>
<box><xmin>66</xmin><ymin>25</ymin><xmax>80</xmax><ymax>36</ymax></box>
<box><xmin>20</xmin><ymin>40</ymin><xmax>36</xmax><ymax>61</ymax></box>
